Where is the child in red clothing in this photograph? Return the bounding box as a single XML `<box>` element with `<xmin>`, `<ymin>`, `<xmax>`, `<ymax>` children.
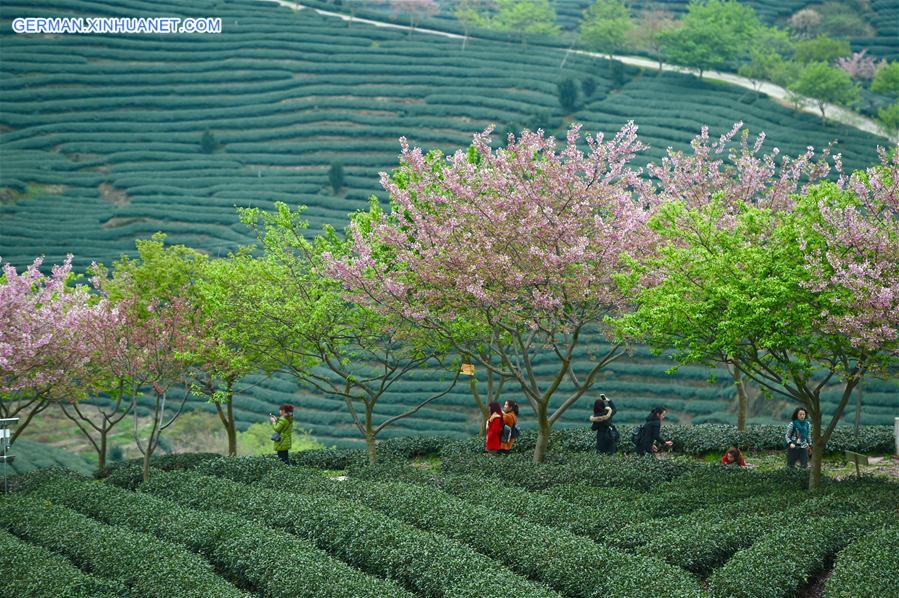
<box><xmin>721</xmin><ymin>446</ymin><xmax>747</xmax><ymax>467</ymax></box>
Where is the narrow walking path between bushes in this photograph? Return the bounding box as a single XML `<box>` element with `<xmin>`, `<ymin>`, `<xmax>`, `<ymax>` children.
<box><xmin>259</xmin><ymin>0</ymin><xmax>897</xmax><ymax>143</ymax></box>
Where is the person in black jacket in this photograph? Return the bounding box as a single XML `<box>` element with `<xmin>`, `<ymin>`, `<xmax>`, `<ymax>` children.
<box><xmin>635</xmin><ymin>406</ymin><xmax>673</xmax><ymax>456</ymax></box>
<box><xmin>589</xmin><ymin>394</ymin><xmax>618</xmax><ymax>455</ymax></box>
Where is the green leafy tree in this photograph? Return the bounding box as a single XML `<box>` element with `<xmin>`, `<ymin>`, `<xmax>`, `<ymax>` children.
<box><xmin>660</xmin><ymin>0</ymin><xmax>761</xmax><ymax>79</ymax></box>
<box><xmin>488</xmin><ymin>0</ymin><xmax>560</xmax><ymax>46</ymax></box>
<box><xmin>579</xmin><ymin>0</ymin><xmax>633</xmax><ymax>59</ymax></box>
<box><xmin>789</xmin><ymin>62</ymin><xmax>859</xmax><ymax>121</ymax></box>
<box><xmin>234</xmin><ymin>203</ymin><xmax>460</xmax><ymax>465</ymax></box>
<box><xmin>793</xmin><ymin>34</ymin><xmax>851</xmax><ymax>65</ymax></box>
<box><xmin>329</xmin><ymin>161</ymin><xmax>345</xmax><ymax>194</ymax></box>
<box><xmin>609</xmin><ymin>60</ymin><xmax>625</xmax><ymax>87</ymax></box>
<box><xmin>872</xmin><ymin>61</ymin><xmax>899</xmax><ymax>97</ymax></box>
<box><xmin>739</xmin><ymin>49</ymin><xmax>784</xmax><ymax>95</ymax></box>
<box><xmin>454</xmin><ymin>0</ymin><xmax>489</xmax><ymax>50</ymax></box>
<box><xmin>630</xmin><ymin>4</ymin><xmax>677</xmax><ymax>72</ymax></box>
<box><xmin>738</xmin><ymin>30</ymin><xmax>792</xmax><ymax>95</ymax></box>
<box><xmin>199</xmin><ymin>130</ymin><xmax>218</xmax><ymax>153</ymax></box>
<box><xmin>581</xmin><ymin>77</ymin><xmax>597</xmax><ymax>98</ymax></box>
<box><xmin>191</xmin><ymin>254</ymin><xmax>282</xmax><ymax>456</ymax></box>
<box><xmin>878</xmin><ymin>102</ymin><xmax>899</xmax><ymax>135</ymax></box>
<box><xmin>557</xmin><ymin>78</ymin><xmax>579</xmax><ymax>113</ymax></box>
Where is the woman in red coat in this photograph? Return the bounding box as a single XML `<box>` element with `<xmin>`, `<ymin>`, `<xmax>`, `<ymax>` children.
<box><xmin>485</xmin><ymin>401</ymin><xmax>504</xmax><ymax>452</ymax></box>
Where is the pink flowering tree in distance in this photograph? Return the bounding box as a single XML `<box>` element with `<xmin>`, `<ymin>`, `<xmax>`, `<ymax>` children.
<box><xmin>0</xmin><ymin>256</ymin><xmax>96</xmax><ymax>443</ymax></box>
<box><xmin>327</xmin><ymin>123</ymin><xmax>656</xmax><ymax>462</ymax></box>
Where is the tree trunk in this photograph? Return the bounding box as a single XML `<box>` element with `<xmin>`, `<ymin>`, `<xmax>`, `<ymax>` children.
<box><xmin>98</xmin><ymin>428</ymin><xmax>107</xmax><ymax>472</ymax></box>
<box><xmin>733</xmin><ymin>364</ymin><xmax>747</xmax><ymax>432</ymax></box>
<box><xmin>809</xmin><ymin>407</ymin><xmax>824</xmax><ymax>491</ymax></box>
<box><xmin>226</xmin><ymin>396</ymin><xmax>237</xmax><ymax>457</ymax></box>
<box><xmin>366</xmin><ymin>434</ymin><xmax>377</xmax><ymax>465</ymax></box>
<box><xmin>853</xmin><ymin>382</ymin><xmax>862</xmax><ymax>434</ymax></box>
<box><xmin>214</xmin><ymin>378</ymin><xmax>238</xmax><ymax>457</ymax></box>
<box><xmin>806</xmin><ymin>379</ymin><xmax>859</xmax><ymax>490</ymax></box>
<box><xmin>533</xmin><ymin>403</ymin><xmax>550</xmax><ymax>464</ymax></box>
<box><xmin>142</xmin><ymin>447</ymin><xmax>152</xmax><ymax>483</ymax></box>
<box><xmin>7</xmin><ymin>398</ymin><xmax>48</xmax><ymax>444</ymax></box>
<box><xmin>365</xmin><ymin>406</ymin><xmax>377</xmax><ymax>465</ymax></box>
<box><xmin>469</xmin><ymin>377</ymin><xmax>488</xmax><ymax>437</ymax></box>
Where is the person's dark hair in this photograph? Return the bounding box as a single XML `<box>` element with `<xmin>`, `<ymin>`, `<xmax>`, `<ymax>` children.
<box><xmin>649</xmin><ymin>406</ymin><xmax>667</xmax><ymax>419</ymax></box>
<box><xmin>593</xmin><ymin>399</ymin><xmax>607</xmax><ymax>415</ymax></box>
<box><xmin>726</xmin><ymin>446</ymin><xmax>740</xmax><ymax>458</ymax></box>
<box><xmin>790</xmin><ymin>407</ymin><xmax>807</xmax><ymax>421</ymax></box>
<box><xmin>488</xmin><ymin>401</ymin><xmax>503</xmax><ymax>416</ymax></box>
<box><xmin>280</xmin><ymin>404</ymin><xmax>294</xmax><ymax>418</ymax></box>
<box><xmin>507</xmin><ymin>400</ymin><xmax>520</xmax><ymax>416</ymax></box>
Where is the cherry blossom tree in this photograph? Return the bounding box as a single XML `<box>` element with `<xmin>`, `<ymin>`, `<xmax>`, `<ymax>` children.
<box><xmin>91</xmin><ymin>236</ymin><xmax>208</xmax><ymax>482</ymax></box>
<box><xmin>0</xmin><ymin>256</ymin><xmax>95</xmax><ymax>442</ymax></box>
<box><xmin>327</xmin><ymin>123</ymin><xmax>655</xmax><ymax>462</ymax></box>
<box><xmin>836</xmin><ymin>50</ymin><xmax>879</xmax><ymax>81</ymax></box>
<box><xmin>59</xmin><ymin>297</ymin><xmax>133</xmax><ymax>472</ymax></box>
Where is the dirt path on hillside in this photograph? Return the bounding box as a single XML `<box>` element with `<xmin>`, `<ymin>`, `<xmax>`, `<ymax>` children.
<box><xmin>260</xmin><ymin>0</ymin><xmax>897</xmax><ymax>144</ymax></box>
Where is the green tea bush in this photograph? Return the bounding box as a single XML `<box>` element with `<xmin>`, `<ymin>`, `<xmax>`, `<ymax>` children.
<box><xmin>377</xmin><ymin>435</ymin><xmax>446</xmax><ymax>461</ymax></box>
<box><xmin>440</xmin><ymin>451</ymin><xmax>696</xmax><ymax>491</ymax></box>
<box><xmin>826</xmin><ymin>526</ymin><xmax>899</xmax><ymax>598</ymax></box>
<box><xmin>0</xmin><ymin>496</ymin><xmax>243</xmax><ymax>597</ymax></box>
<box><xmin>23</xmin><ymin>475</ymin><xmax>409</xmax><ymax>598</ymax></box>
<box><xmin>634</xmin><ymin>495</ymin><xmax>803</xmax><ymax>573</ymax></box>
<box><xmin>637</xmin><ymin>467</ymin><xmax>809</xmax><ymax>517</ymax></box>
<box><xmin>540</xmin><ymin>484</ymin><xmax>653</xmax><ymax>532</ymax></box>
<box><xmin>95</xmin><ymin>451</ymin><xmax>220</xmax><ymax>479</ymax></box>
<box><xmin>6</xmin><ymin>439</ymin><xmax>94</xmax><ymax>476</ymax></box>
<box><xmin>355</xmin><ymin>469</ymin><xmax>625</xmax><ymax>544</ymax></box>
<box><xmin>140</xmin><ymin>470</ymin><xmax>558</xmax><ymax>597</ymax></box>
<box><xmin>0</xmin><ymin>528</ymin><xmax>129</xmax><ymax>597</ymax></box>
<box><xmin>708</xmin><ymin>512</ymin><xmax>894</xmax><ymax>598</ymax></box>
<box><xmin>290</xmin><ymin>447</ymin><xmax>367</xmax><ymax>469</ymax></box>
<box><xmin>255</xmin><ymin>468</ymin><xmax>702</xmax><ymax>598</ymax></box>
<box><xmin>194</xmin><ymin>455</ymin><xmax>286</xmax><ymax>483</ymax></box>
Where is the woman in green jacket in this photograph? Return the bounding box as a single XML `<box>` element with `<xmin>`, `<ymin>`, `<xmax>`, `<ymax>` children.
<box><xmin>270</xmin><ymin>404</ymin><xmax>294</xmax><ymax>464</ymax></box>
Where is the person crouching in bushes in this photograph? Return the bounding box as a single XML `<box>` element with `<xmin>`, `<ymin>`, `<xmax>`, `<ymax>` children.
<box><xmin>498</xmin><ymin>400</ymin><xmax>519</xmax><ymax>455</ymax></box>
<box><xmin>635</xmin><ymin>406</ymin><xmax>673</xmax><ymax>456</ymax></box>
<box><xmin>721</xmin><ymin>446</ymin><xmax>747</xmax><ymax>467</ymax></box>
<box><xmin>270</xmin><ymin>403</ymin><xmax>294</xmax><ymax>464</ymax></box>
<box><xmin>785</xmin><ymin>407</ymin><xmax>811</xmax><ymax>469</ymax></box>
<box><xmin>589</xmin><ymin>394</ymin><xmax>618</xmax><ymax>455</ymax></box>
<box><xmin>485</xmin><ymin>401</ymin><xmax>504</xmax><ymax>453</ymax></box>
